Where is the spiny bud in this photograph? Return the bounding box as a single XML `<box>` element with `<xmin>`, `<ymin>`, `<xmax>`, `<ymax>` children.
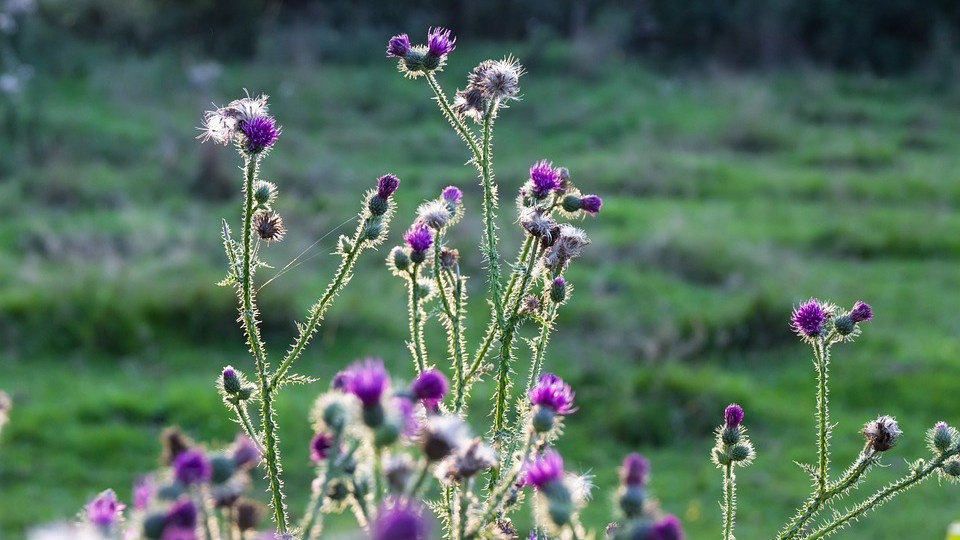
<box><xmin>221</xmin><ymin>366</ymin><xmax>242</xmax><ymax>395</ymax></box>
<box><xmin>931</xmin><ymin>421</ymin><xmax>956</xmax><ymax>453</ymax></box>
<box><xmin>531</xmin><ymin>405</ymin><xmax>556</xmax><ymax>433</ymax></box>
<box><xmin>238</xmin><ymin>384</ymin><xmax>255</xmax><ymax>401</ymax></box>
<box><xmin>561</xmin><ymin>194</ymin><xmax>581</xmax><ymax>213</ymax></box>
<box><xmin>362</xmin><ymin>217</ymin><xmax>384</xmax><ymax>241</ymax></box>
<box><xmin>834</xmin><ymin>314</ymin><xmax>855</xmax><ymax>336</ymax></box>
<box><xmin>521</xmin><ymin>294</ymin><xmax>539</xmax><ymax>314</ymax></box>
<box><xmin>730</xmin><ymin>443</ymin><xmax>753</xmax><ymax>462</ymax></box>
<box><xmin>390</xmin><ymin>246</ymin><xmax>411</xmax><ymax>272</ymax></box>
<box><xmin>712</xmin><ymin>447</ymin><xmax>731</xmax><ymax>466</ymax></box>
<box><xmin>943</xmin><ymin>460</ymin><xmax>960</xmax><ymax>477</ymax></box>
<box><xmin>863</xmin><ymin>415</ymin><xmax>902</xmax><ymax>452</ymax></box>
<box><xmin>322</xmin><ymin>401</ymin><xmax>347</xmax><ymax>431</ymax></box>
<box><xmin>550</xmin><ymin>276</ymin><xmax>566</xmax><ymax>303</ymax></box>
<box><xmin>368</xmin><ymin>195</ymin><xmax>390</xmax><ymax>216</ymax></box>
<box><xmin>253</xmin><ymin>210</ymin><xmax>285</xmax><ymax>243</ymax></box>
<box><xmin>721</xmin><ymin>426</ymin><xmax>741</xmax><ymax>445</ymax></box>
<box><xmin>142</xmin><ymin>513</ymin><xmax>166</xmax><ymax>539</ymax></box>
<box><xmin>210</xmin><ymin>452</ymin><xmax>235</xmax><ymax>484</ymax></box>
<box><xmin>252</xmin><ymin>181</ymin><xmax>278</xmax><ymax>209</ymax></box>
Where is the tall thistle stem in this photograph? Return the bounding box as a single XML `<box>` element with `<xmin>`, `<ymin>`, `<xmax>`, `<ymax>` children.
<box><xmin>407</xmin><ymin>262</ymin><xmax>427</xmax><ymax>373</ymax></box>
<box><xmin>722</xmin><ymin>463</ymin><xmax>735</xmax><ymax>540</ymax></box>
<box><xmin>814</xmin><ymin>338</ymin><xmax>831</xmax><ymax>494</ymax></box>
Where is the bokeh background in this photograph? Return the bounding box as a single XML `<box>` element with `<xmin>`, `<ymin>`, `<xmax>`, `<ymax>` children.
<box><xmin>2</xmin><ymin>1</ymin><xmax>960</xmax><ymax>538</ymax></box>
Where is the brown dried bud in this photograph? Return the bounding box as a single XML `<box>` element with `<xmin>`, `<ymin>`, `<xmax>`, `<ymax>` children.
<box><xmin>253</xmin><ymin>210</ymin><xmax>285</xmax><ymax>243</ymax></box>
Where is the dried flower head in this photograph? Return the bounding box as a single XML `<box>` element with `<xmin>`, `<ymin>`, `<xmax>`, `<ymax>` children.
<box><xmin>472</xmin><ymin>56</ymin><xmax>524</xmax><ymax>101</ymax></box>
<box><xmin>724</xmin><ymin>403</ymin><xmax>744</xmax><ymax>428</ymax></box>
<box><xmin>427</xmin><ymin>27</ymin><xmax>456</xmax><ymax>57</ymax></box>
<box><xmin>543</xmin><ymin>224</ymin><xmax>590</xmax><ymax>270</ymax></box>
<box><xmin>529</xmin><ymin>373</ymin><xmax>577</xmax><ymax>415</ymax></box>
<box><xmin>386</xmin><ymin>34</ymin><xmax>411</xmax><ymax>58</ymax></box>
<box><xmin>199</xmin><ymin>93</ymin><xmax>274</xmax><ymax>149</ymax></box>
<box><xmin>417</xmin><ymin>200</ymin><xmax>452</xmax><ymax>229</ymax></box>
<box><xmin>453</xmin><ymin>86</ymin><xmax>485</xmax><ymax>121</ymax></box>
<box><xmin>411</xmin><ymin>369</ymin><xmax>449</xmax><ymax>410</ymax></box>
<box><xmin>863</xmin><ymin>415</ymin><xmax>902</xmax><ymax>452</ymax></box>
<box><xmin>439</xmin><ymin>438</ymin><xmax>498</xmax><ymax>481</ymax></box>
<box><xmin>404</xmin><ymin>222</ymin><xmax>434</xmax><ymax>253</ymax></box>
<box><xmin>520</xmin><ymin>205</ymin><xmax>559</xmax><ymax>244</ymax></box>
<box><xmin>253</xmin><ymin>210</ymin><xmax>285</xmax><ymax>243</ymax></box>
<box><xmin>439</xmin><ymin>247</ymin><xmax>459</xmax><ymax>268</ymax></box>
<box><xmin>529</xmin><ymin>160</ymin><xmax>562</xmax><ymax>198</ymax></box>
<box><xmin>372</xmin><ymin>498</ymin><xmax>431</xmax><ymax>540</ymax></box>
<box><xmin>791</xmin><ymin>298</ymin><xmax>828</xmax><ymax>338</ymax></box>
<box><xmin>523</xmin><ymin>449</ymin><xmax>565</xmax><ymax>489</ymax></box>
<box><xmin>86</xmin><ymin>489</ymin><xmax>125</xmax><ymax>526</ymax></box>
<box><xmin>521</xmin><ymin>294</ymin><xmax>540</xmax><ymax>313</ymax></box>
<box><xmin>422</xmin><ymin>415</ymin><xmax>470</xmax><ymax>461</ymax></box>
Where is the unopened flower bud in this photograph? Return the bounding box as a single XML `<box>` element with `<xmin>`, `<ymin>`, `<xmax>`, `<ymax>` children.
<box><xmin>531</xmin><ymin>405</ymin><xmax>556</xmax><ymax>433</ymax></box>
<box><xmin>834</xmin><ymin>314</ymin><xmax>855</xmax><ymax>336</ymax></box>
<box><xmin>221</xmin><ymin>366</ymin><xmax>242</xmax><ymax>395</ymax></box>
<box><xmin>390</xmin><ymin>246</ymin><xmax>411</xmax><ymax>272</ymax></box>
<box><xmin>142</xmin><ymin>512</ymin><xmax>167</xmax><ymax>539</ymax></box>
<box><xmin>712</xmin><ymin>447</ymin><xmax>731</xmax><ymax>466</ymax></box>
<box><xmin>849</xmin><ymin>300</ymin><xmax>872</xmax><ymax>323</ymax></box>
<box><xmin>210</xmin><ymin>453</ymin><xmax>235</xmax><ymax>484</ymax></box>
<box><xmin>252</xmin><ymin>181</ymin><xmax>278</xmax><ymax>209</ymax></box>
<box><xmin>238</xmin><ymin>384</ymin><xmax>255</xmax><ymax>401</ymax></box>
<box><xmin>550</xmin><ymin>276</ymin><xmax>566</xmax><ymax>303</ymax></box>
<box><xmin>368</xmin><ymin>195</ymin><xmax>390</xmax><ymax>216</ymax></box>
<box><xmin>322</xmin><ymin>401</ymin><xmax>347</xmax><ymax>431</ymax></box>
<box><xmin>544</xmin><ymin>481</ymin><xmax>573</xmax><ymax>526</ymax></box>
<box><xmin>374</xmin><ymin>420</ymin><xmax>402</xmax><ymax>448</ymax></box>
<box><xmin>721</xmin><ymin>426</ymin><xmax>741</xmax><ymax>445</ymax></box>
<box><xmin>730</xmin><ymin>443</ymin><xmax>753</xmax><ymax>462</ymax></box>
<box><xmin>423</xmin><ymin>416</ymin><xmax>470</xmax><ymax>461</ymax></box>
<box><xmin>362</xmin><ymin>217</ymin><xmax>384</xmax><ymax>241</ymax></box>
<box><xmin>235</xmin><ymin>499</ymin><xmax>263</xmax><ymax>531</ymax></box>
<box><xmin>724</xmin><ymin>403</ymin><xmax>744</xmax><ymax>428</ymax></box>
<box><xmin>932</xmin><ymin>421</ymin><xmax>955</xmax><ymax>452</ymax></box>
<box><xmin>619</xmin><ymin>486</ymin><xmax>645</xmax><ymax>519</ymax></box>
<box><xmin>943</xmin><ymin>460</ymin><xmax>960</xmax><ymax>477</ymax></box>
<box><xmin>327</xmin><ymin>479</ymin><xmax>350</xmax><ymax>501</ymax></box>
<box><xmin>363</xmin><ymin>402</ymin><xmax>386</xmax><ymax>428</ymax></box>
<box><xmin>562</xmin><ymin>194</ymin><xmax>581</xmax><ymax>213</ymax></box>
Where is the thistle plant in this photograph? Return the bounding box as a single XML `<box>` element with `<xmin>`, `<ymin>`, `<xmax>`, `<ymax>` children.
<box><xmin>53</xmin><ymin>29</ymin><xmax>960</xmax><ymax>540</ymax></box>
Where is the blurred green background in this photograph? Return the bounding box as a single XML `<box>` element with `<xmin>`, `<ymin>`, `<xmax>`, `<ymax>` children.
<box><xmin>2</xmin><ymin>1</ymin><xmax>960</xmax><ymax>538</ymax></box>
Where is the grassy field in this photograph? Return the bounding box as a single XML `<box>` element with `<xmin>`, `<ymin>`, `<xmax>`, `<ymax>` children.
<box><xmin>2</xmin><ymin>40</ymin><xmax>960</xmax><ymax>538</ymax></box>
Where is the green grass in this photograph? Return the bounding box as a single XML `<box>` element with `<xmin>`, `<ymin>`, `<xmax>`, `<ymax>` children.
<box><xmin>3</xmin><ymin>41</ymin><xmax>960</xmax><ymax>538</ymax></box>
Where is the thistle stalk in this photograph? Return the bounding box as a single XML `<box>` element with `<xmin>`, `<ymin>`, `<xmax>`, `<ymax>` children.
<box><xmin>723</xmin><ymin>463</ymin><xmax>735</xmax><ymax>540</ymax></box>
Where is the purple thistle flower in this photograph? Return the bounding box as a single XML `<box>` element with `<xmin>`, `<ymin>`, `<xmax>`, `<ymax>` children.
<box><xmin>86</xmin><ymin>489</ymin><xmax>125</xmax><ymax>526</ymax></box>
<box><xmin>133</xmin><ymin>476</ymin><xmax>153</xmax><ymax>511</ymax></box>
<box><xmin>331</xmin><ymin>370</ymin><xmax>351</xmax><ymax>391</ymax></box>
<box><xmin>442</xmin><ymin>186</ymin><xmax>463</xmax><ymax>204</ymax></box>
<box><xmin>240</xmin><ymin>116</ymin><xmax>281</xmax><ymax>153</ymax></box>
<box><xmin>523</xmin><ymin>449</ymin><xmax>565</xmax><ymax>489</ymax></box>
<box><xmin>529</xmin><ymin>160</ymin><xmax>562</xmax><ymax>197</ymax></box>
<box><xmin>404</xmin><ymin>222</ymin><xmax>434</xmax><ymax>253</ymax></box>
<box><xmin>850</xmin><ymin>300</ymin><xmax>873</xmax><ymax>323</ymax></box>
<box><xmin>427</xmin><ymin>27</ymin><xmax>456</xmax><ymax>57</ymax></box>
<box><xmin>937</xmin><ymin>421</ymin><xmax>949</xmax><ymax>430</ymax></box>
<box><xmin>411</xmin><ymin>369</ymin><xmax>449</xmax><ymax>409</ymax></box>
<box><xmin>621</xmin><ymin>453</ymin><xmax>649</xmax><ymax>488</ymax></box>
<box><xmin>165</xmin><ymin>496</ymin><xmax>198</xmax><ymax>529</ymax></box>
<box><xmin>230</xmin><ymin>434</ymin><xmax>261</xmax><ymax>469</ymax></box>
<box><xmin>371</xmin><ymin>498</ymin><xmax>431</xmax><ymax>540</ymax></box>
<box><xmin>386</xmin><ymin>34</ymin><xmax>411</xmax><ymax>58</ymax></box>
<box><xmin>377</xmin><ymin>174</ymin><xmax>401</xmax><ymax>198</ymax></box>
<box><xmin>173</xmin><ymin>449</ymin><xmax>212</xmax><ymax>485</ymax></box>
<box><xmin>790</xmin><ymin>298</ymin><xmax>828</xmax><ymax>338</ymax></box>
<box><xmin>647</xmin><ymin>514</ymin><xmax>684</xmax><ymax>540</ymax></box>
<box><xmin>529</xmin><ymin>373</ymin><xmax>577</xmax><ymax>415</ymax></box>
<box><xmin>310</xmin><ymin>432</ymin><xmax>335</xmax><ymax>462</ymax></box>
<box><xmin>579</xmin><ymin>194</ymin><xmax>603</xmax><ymax>215</ymax></box>
<box><xmin>724</xmin><ymin>403</ymin><xmax>744</xmax><ymax>428</ymax></box>
<box><xmin>343</xmin><ymin>358</ymin><xmax>391</xmax><ymax>407</ymax></box>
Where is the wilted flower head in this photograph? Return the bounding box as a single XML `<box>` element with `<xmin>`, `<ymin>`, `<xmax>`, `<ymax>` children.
<box><xmin>422</xmin><ymin>415</ymin><xmax>470</xmax><ymax>461</ymax></box>
<box><xmin>404</xmin><ymin>222</ymin><xmax>434</xmax><ymax>253</ymax></box>
<box><xmin>417</xmin><ymin>200</ymin><xmax>452</xmax><ymax>229</ymax></box>
<box><xmin>529</xmin><ymin>373</ymin><xmax>577</xmax><ymax>415</ymax></box>
<box><xmin>439</xmin><ymin>438</ymin><xmax>498</xmax><ymax>481</ymax></box>
<box><xmin>529</xmin><ymin>160</ymin><xmax>562</xmax><ymax>198</ymax></box>
<box><xmin>411</xmin><ymin>369</ymin><xmax>449</xmax><ymax>409</ymax></box>
<box><xmin>372</xmin><ymin>498</ymin><xmax>431</xmax><ymax>540</ymax></box>
<box><xmin>791</xmin><ymin>298</ymin><xmax>828</xmax><ymax>338</ymax></box>
<box><xmin>520</xmin><ymin>205</ymin><xmax>560</xmax><ymax>244</ymax></box>
<box><xmin>86</xmin><ymin>489</ymin><xmax>125</xmax><ymax>526</ymax></box>
<box><xmin>386</xmin><ymin>34</ymin><xmax>411</xmax><ymax>58</ymax></box>
<box><xmin>439</xmin><ymin>247</ymin><xmax>459</xmax><ymax>268</ymax></box>
<box><xmin>453</xmin><ymin>86</ymin><xmax>485</xmax><ymax>121</ymax></box>
<box><xmin>377</xmin><ymin>174</ymin><xmax>401</xmax><ymax>198</ymax></box>
<box><xmin>310</xmin><ymin>432</ymin><xmax>336</xmax><ymax>462</ymax></box>
<box><xmin>253</xmin><ymin>210</ymin><xmax>285</xmax><ymax>243</ymax></box>
<box><xmin>647</xmin><ymin>514</ymin><xmax>684</xmax><ymax>540</ymax></box>
<box><xmin>543</xmin><ymin>224</ymin><xmax>590</xmax><ymax>271</ymax></box>
<box><xmin>342</xmin><ymin>358</ymin><xmax>390</xmax><ymax>407</ymax></box>
<box><xmin>427</xmin><ymin>27</ymin><xmax>456</xmax><ymax>57</ymax></box>
<box><xmin>470</xmin><ymin>56</ymin><xmax>524</xmax><ymax>100</ymax></box>
<box><xmin>863</xmin><ymin>415</ymin><xmax>902</xmax><ymax>452</ymax></box>
<box><xmin>173</xmin><ymin>449</ymin><xmax>212</xmax><ymax>485</ymax></box>
<box><xmin>523</xmin><ymin>449</ymin><xmax>565</xmax><ymax>489</ymax></box>
<box><xmin>621</xmin><ymin>453</ymin><xmax>649</xmax><ymax>488</ymax></box>
<box><xmin>199</xmin><ymin>93</ymin><xmax>279</xmax><ymax>152</ymax></box>
<box><xmin>725</xmin><ymin>403</ymin><xmax>744</xmax><ymax>428</ymax></box>
<box><xmin>850</xmin><ymin>300</ymin><xmax>873</xmax><ymax>323</ymax></box>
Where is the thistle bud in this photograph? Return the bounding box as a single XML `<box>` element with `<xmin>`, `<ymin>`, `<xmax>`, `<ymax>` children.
<box><xmin>943</xmin><ymin>460</ymin><xmax>960</xmax><ymax>477</ymax></box>
<box><xmin>322</xmin><ymin>401</ymin><xmax>347</xmax><ymax>431</ymax></box>
<box><xmin>849</xmin><ymin>300</ymin><xmax>873</xmax><ymax>323</ymax></box>
<box><xmin>252</xmin><ymin>180</ymin><xmax>278</xmax><ymax>210</ymax></box>
<box><xmin>238</xmin><ymin>384</ymin><xmax>255</xmax><ymax>401</ymax></box>
<box><xmin>439</xmin><ymin>247</ymin><xmax>459</xmax><ymax>269</ymax></box>
<box><xmin>221</xmin><ymin>366</ymin><xmax>242</xmax><ymax>395</ymax></box>
<box><xmin>550</xmin><ymin>276</ymin><xmax>566</xmax><ymax>303</ymax></box>
<box><xmin>721</xmin><ymin>426</ymin><xmax>741</xmax><ymax>445</ymax></box>
<box><xmin>931</xmin><ymin>421</ymin><xmax>956</xmax><ymax>453</ymax></box>
<box><xmin>618</xmin><ymin>454</ymin><xmax>649</xmax><ymax>518</ymax></box>
<box><xmin>368</xmin><ymin>195</ymin><xmax>390</xmax><ymax>216</ymax></box>
<box><xmin>730</xmin><ymin>443</ymin><xmax>754</xmax><ymax>462</ymax></box>
<box><xmin>142</xmin><ymin>513</ymin><xmax>167</xmax><ymax>539</ymax></box>
<box><xmin>362</xmin><ymin>217</ymin><xmax>385</xmax><ymax>241</ymax></box>
<box><xmin>531</xmin><ymin>405</ymin><xmax>556</xmax><ymax>433</ymax></box>
<box><xmin>390</xmin><ymin>246</ymin><xmax>411</xmax><ymax>273</ymax></box>
<box><xmin>562</xmin><ymin>194</ymin><xmax>581</xmax><ymax>213</ymax></box>
<box><xmin>374</xmin><ymin>420</ymin><xmax>401</xmax><ymax>447</ymax></box>
<box><xmin>724</xmin><ymin>403</ymin><xmax>744</xmax><ymax>428</ymax></box>
<box><xmin>834</xmin><ymin>314</ymin><xmax>855</xmax><ymax>336</ymax></box>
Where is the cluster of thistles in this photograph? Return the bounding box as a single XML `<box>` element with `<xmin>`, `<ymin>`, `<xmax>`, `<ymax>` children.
<box><xmin>387</xmin><ymin>27</ymin><xmax>457</xmax><ymax>76</ymax></box>
<box><xmin>199</xmin><ymin>93</ymin><xmax>281</xmax><ymax>154</ymax></box>
<box><xmin>711</xmin><ymin>404</ymin><xmax>756</xmax><ymax>469</ymax></box>
<box><xmin>790</xmin><ymin>298</ymin><xmax>872</xmax><ymax>342</ymax></box>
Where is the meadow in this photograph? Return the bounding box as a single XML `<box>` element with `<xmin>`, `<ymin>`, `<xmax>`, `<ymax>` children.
<box><xmin>2</xmin><ymin>39</ymin><xmax>960</xmax><ymax>538</ymax></box>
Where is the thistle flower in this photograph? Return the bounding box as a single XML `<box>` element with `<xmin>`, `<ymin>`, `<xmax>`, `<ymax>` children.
<box><xmin>850</xmin><ymin>300</ymin><xmax>873</xmax><ymax>323</ymax></box>
<box><xmin>377</xmin><ymin>174</ymin><xmax>401</xmax><ymax>199</ymax></box>
<box><xmin>221</xmin><ymin>366</ymin><xmax>242</xmax><ymax>395</ymax></box>
<box><xmin>404</xmin><ymin>222</ymin><xmax>434</xmax><ymax>253</ymax></box>
<box><xmin>133</xmin><ymin>476</ymin><xmax>154</xmax><ymax>511</ymax></box>
<box><xmin>241</xmin><ymin>115</ymin><xmax>281</xmax><ymax>153</ymax></box>
<box><xmin>790</xmin><ymin>298</ymin><xmax>828</xmax><ymax>338</ymax></box>
<box><xmin>86</xmin><ymin>489</ymin><xmax>125</xmax><ymax>526</ymax></box>
<box><xmin>550</xmin><ymin>276</ymin><xmax>567</xmax><ymax>303</ymax></box>
<box><xmin>386</xmin><ymin>34</ymin><xmax>411</xmax><ymax>58</ymax></box>
<box><xmin>427</xmin><ymin>27</ymin><xmax>456</xmax><ymax>57</ymax></box>
<box><xmin>863</xmin><ymin>415</ymin><xmax>902</xmax><ymax>452</ymax></box>
<box><xmin>372</xmin><ymin>498</ymin><xmax>431</xmax><ymax>540</ymax></box>
<box><xmin>724</xmin><ymin>403</ymin><xmax>744</xmax><ymax>428</ymax></box>
<box><xmin>621</xmin><ymin>453</ymin><xmax>649</xmax><ymax>488</ymax></box>
<box><xmin>523</xmin><ymin>450</ymin><xmax>565</xmax><ymax>489</ymax></box>
<box><xmin>173</xmin><ymin>449</ymin><xmax>212</xmax><ymax>485</ymax></box>
<box><xmin>230</xmin><ymin>434</ymin><xmax>261</xmax><ymax>469</ymax></box>
<box><xmin>930</xmin><ymin>421</ymin><xmax>957</xmax><ymax>453</ymax></box>
<box><xmin>342</xmin><ymin>358</ymin><xmax>390</xmax><ymax>407</ymax></box>
<box><xmin>474</xmin><ymin>56</ymin><xmax>523</xmax><ymax>100</ymax></box>
<box><xmin>416</xmin><ymin>200</ymin><xmax>452</xmax><ymax>229</ymax></box>
<box><xmin>529</xmin><ymin>373</ymin><xmax>577</xmax><ymax>415</ymax></box>
<box><xmin>253</xmin><ymin>210</ymin><xmax>285</xmax><ymax>243</ymax></box>
<box><xmin>529</xmin><ymin>160</ymin><xmax>562</xmax><ymax>198</ymax></box>
<box><xmin>579</xmin><ymin>195</ymin><xmax>603</xmax><ymax>215</ymax></box>
<box><xmin>647</xmin><ymin>514</ymin><xmax>684</xmax><ymax>540</ymax></box>
<box><xmin>442</xmin><ymin>186</ymin><xmax>462</xmax><ymax>204</ymax></box>
<box><xmin>164</xmin><ymin>497</ymin><xmax>198</xmax><ymax>529</ymax></box>
<box><xmin>411</xmin><ymin>369</ymin><xmax>449</xmax><ymax>410</ymax></box>
<box><xmin>422</xmin><ymin>415</ymin><xmax>470</xmax><ymax>461</ymax></box>
<box><xmin>439</xmin><ymin>247</ymin><xmax>459</xmax><ymax>268</ymax></box>
<box><xmin>310</xmin><ymin>432</ymin><xmax>335</xmax><ymax>462</ymax></box>
<box><xmin>520</xmin><ymin>205</ymin><xmax>560</xmax><ymax>245</ymax></box>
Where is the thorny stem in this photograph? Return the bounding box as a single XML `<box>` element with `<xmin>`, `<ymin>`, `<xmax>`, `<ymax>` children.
<box><xmin>466</xmin><ymin>431</ymin><xmax>537</xmax><ymax>540</ymax></box>
<box><xmin>457</xmin><ymin>479</ymin><xmax>472</xmax><ymax>540</ymax></box>
<box><xmin>479</xmin><ymin>99</ymin><xmax>504</xmax><ymax>330</ymax></box>
<box><xmin>451</xmin><ymin>268</ymin><xmax>468</xmax><ymax>413</ymax></box>
<box><xmin>723</xmin><ymin>463</ymin><xmax>735</xmax><ymax>540</ymax></box>
<box><xmin>302</xmin><ymin>438</ymin><xmax>358</xmax><ymax>540</ymax></box>
<box><xmin>527</xmin><ymin>302</ymin><xmax>558</xmax><ymax>393</ymax></box>
<box><xmin>231</xmin><ymin>401</ymin><xmax>265</xmax><ymax>455</ymax></box>
<box><xmin>433</xmin><ymin>238</ymin><xmax>468</xmax><ymax>411</ymax></box>
<box><xmin>424</xmin><ymin>73</ymin><xmax>482</xmax><ymax>163</ymax></box>
<box><xmin>408</xmin><ymin>262</ymin><xmax>427</xmax><ymax>373</ymax></box>
<box><xmin>238</xmin><ymin>156</ymin><xmax>287</xmax><ymax>532</ymax></box>
<box><xmin>408</xmin><ymin>458</ymin><xmax>433</xmax><ymax>497</ymax></box>
<box><xmin>815</xmin><ymin>338</ymin><xmax>830</xmax><ymax>495</ymax></box>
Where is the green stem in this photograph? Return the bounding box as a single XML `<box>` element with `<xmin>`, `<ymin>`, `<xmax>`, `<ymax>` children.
<box><xmin>433</xmin><ymin>239</ymin><xmax>467</xmax><ymax>411</ymax></box>
<box><xmin>526</xmin><ymin>302</ymin><xmax>557</xmax><ymax>393</ymax></box>
<box><xmin>466</xmin><ymin>431</ymin><xmax>536</xmax><ymax>540</ymax></box>
<box><xmin>457</xmin><ymin>479</ymin><xmax>472</xmax><ymax>540</ymax></box>
<box><xmin>424</xmin><ymin>73</ymin><xmax>481</xmax><ymax>163</ymax></box>
<box><xmin>479</xmin><ymin>100</ymin><xmax>504</xmax><ymax>328</ymax></box>
<box><xmin>723</xmin><ymin>463</ymin><xmax>735</xmax><ymax>540</ymax></box>
<box><xmin>231</xmin><ymin>401</ymin><xmax>264</xmax><ymax>455</ymax></box>
<box><xmin>408</xmin><ymin>459</ymin><xmax>432</xmax><ymax>497</ymax></box>
<box><xmin>815</xmin><ymin>339</ymin><xmax>830</xmax><ymax>495</ymax></box>
<box><xmin>408</xmin><ymin>262</ymin><xmax>426</xmax><ymax>373</ymax></box>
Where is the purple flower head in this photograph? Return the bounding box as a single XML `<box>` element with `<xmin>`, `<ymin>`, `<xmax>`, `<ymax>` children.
<box><xmin>231</xmin><ymin>434</ymin><xmax>261</xmax><ymax>469</ymax></box>
<box><xmin>529</xmin><ymin>159</ymin><xmax>562</xmax><ymax>197</ymax></box>
<box><xmin>343</xmin><ymin>358</ymin><xmax>391</xmax><ymax>407</ymax></box>
<box><xmin>442</xmin><ymin>186</ymin><xmax>463</xmax><ymax>204</ymax></box>
<box><xmin>621</xmin><ymin>453</ymin><xmax>650</xmax><ymax>487</ymax></box>
<box><xmin>372</xmin><ymin>498</ymin><xmax>431</xmax><ymax>540</ymax></box>
<box><xmin>790</xmin><ymin>298</ymin><xmax>828</xmax><ymax>338</ymax></box>
<box><xmin>528</xmin><ymin>373</ymin><xmax>577</xmax><ymax>415</ymax></box>
<box><xmin>427</xmin><ymin>27</ymin><xmax>456</xmax><ymax>57</ymax></box>
<box><xmin>411</xmin><ymin>369</ymin><xmax>449</xmax><ymax>409</ymax></box>
<box><xmin>377</xmin><ymin>174</ymin><xmax>401</xmax><ymax>199</ymax></box>
<box><xmin>386</xmin><ymin>34</ymin><xmax>411</xmax><ymax>58</ymax></box>
<box><xmin>648</xmin><ymin>514</ymin><xmax>684</xmax><ymax>540</ymax></box>
<box><xmin>937</xmin><ymin>421</ymin><xmax>949</xmax><ymax>430</ymax></box>
<box><xmin>240</xmin><ymin>115</ymin><xmax>281</xmax><ymax>153</ymax></box>
<box><xmin>850</xmin><ymin>300</ymin><xmax>873</xmax><ymax>323</ymax></box>
<box><xmin>331</xmin><ymin>370</ymin><xmax>351</xmax><ymax>391</ymax></box>
<box><xmin>133</xmin><ymin>476</ymin><xmax>153</xmax><ymax>511</ymax></box>
<box><xmin>310</xmin><ymin>432</ymin><xmax>335</xmax><ymax>462</ymax></box>
<box><xmin>523</xmin><ymin>449</ymin><xmax>565</xmax><ymax>489</ymax></box>
<box><xmin>404</xmin><ymin>222</ymin><xmax>434</xmax><ymax>253</ymax></box>
<box><xmin>86</xmin><ymin>489</ymin><xmax>125</xmax><ymax>526</ymax></box>
<box><xmin>165</xmin><ymin>496</ymin><xmax>198</xmax><ymax>529</ymax></box>
<box><xmin>724</xmin><ymin>403</ymin><xmax>744</xmax><ymax>428</ymax></box>
<box><xmin>162</xmin><ymin>527</ymin><xmax>198</xmax><ymax>540</ymax></box>
<box><xmin>579</xmin><ymin>195</ymin><xmax>603</xmax><ymax>215</ymax></box>
<box><xmin>173</xmin><ymin>449</ymin><xmax>212</xmax><ymax>486</ymax></box>
<box><xmin>553</xmin><ymin>276</ymin><xmax>565</xmax><ymax>288</ymax></box>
